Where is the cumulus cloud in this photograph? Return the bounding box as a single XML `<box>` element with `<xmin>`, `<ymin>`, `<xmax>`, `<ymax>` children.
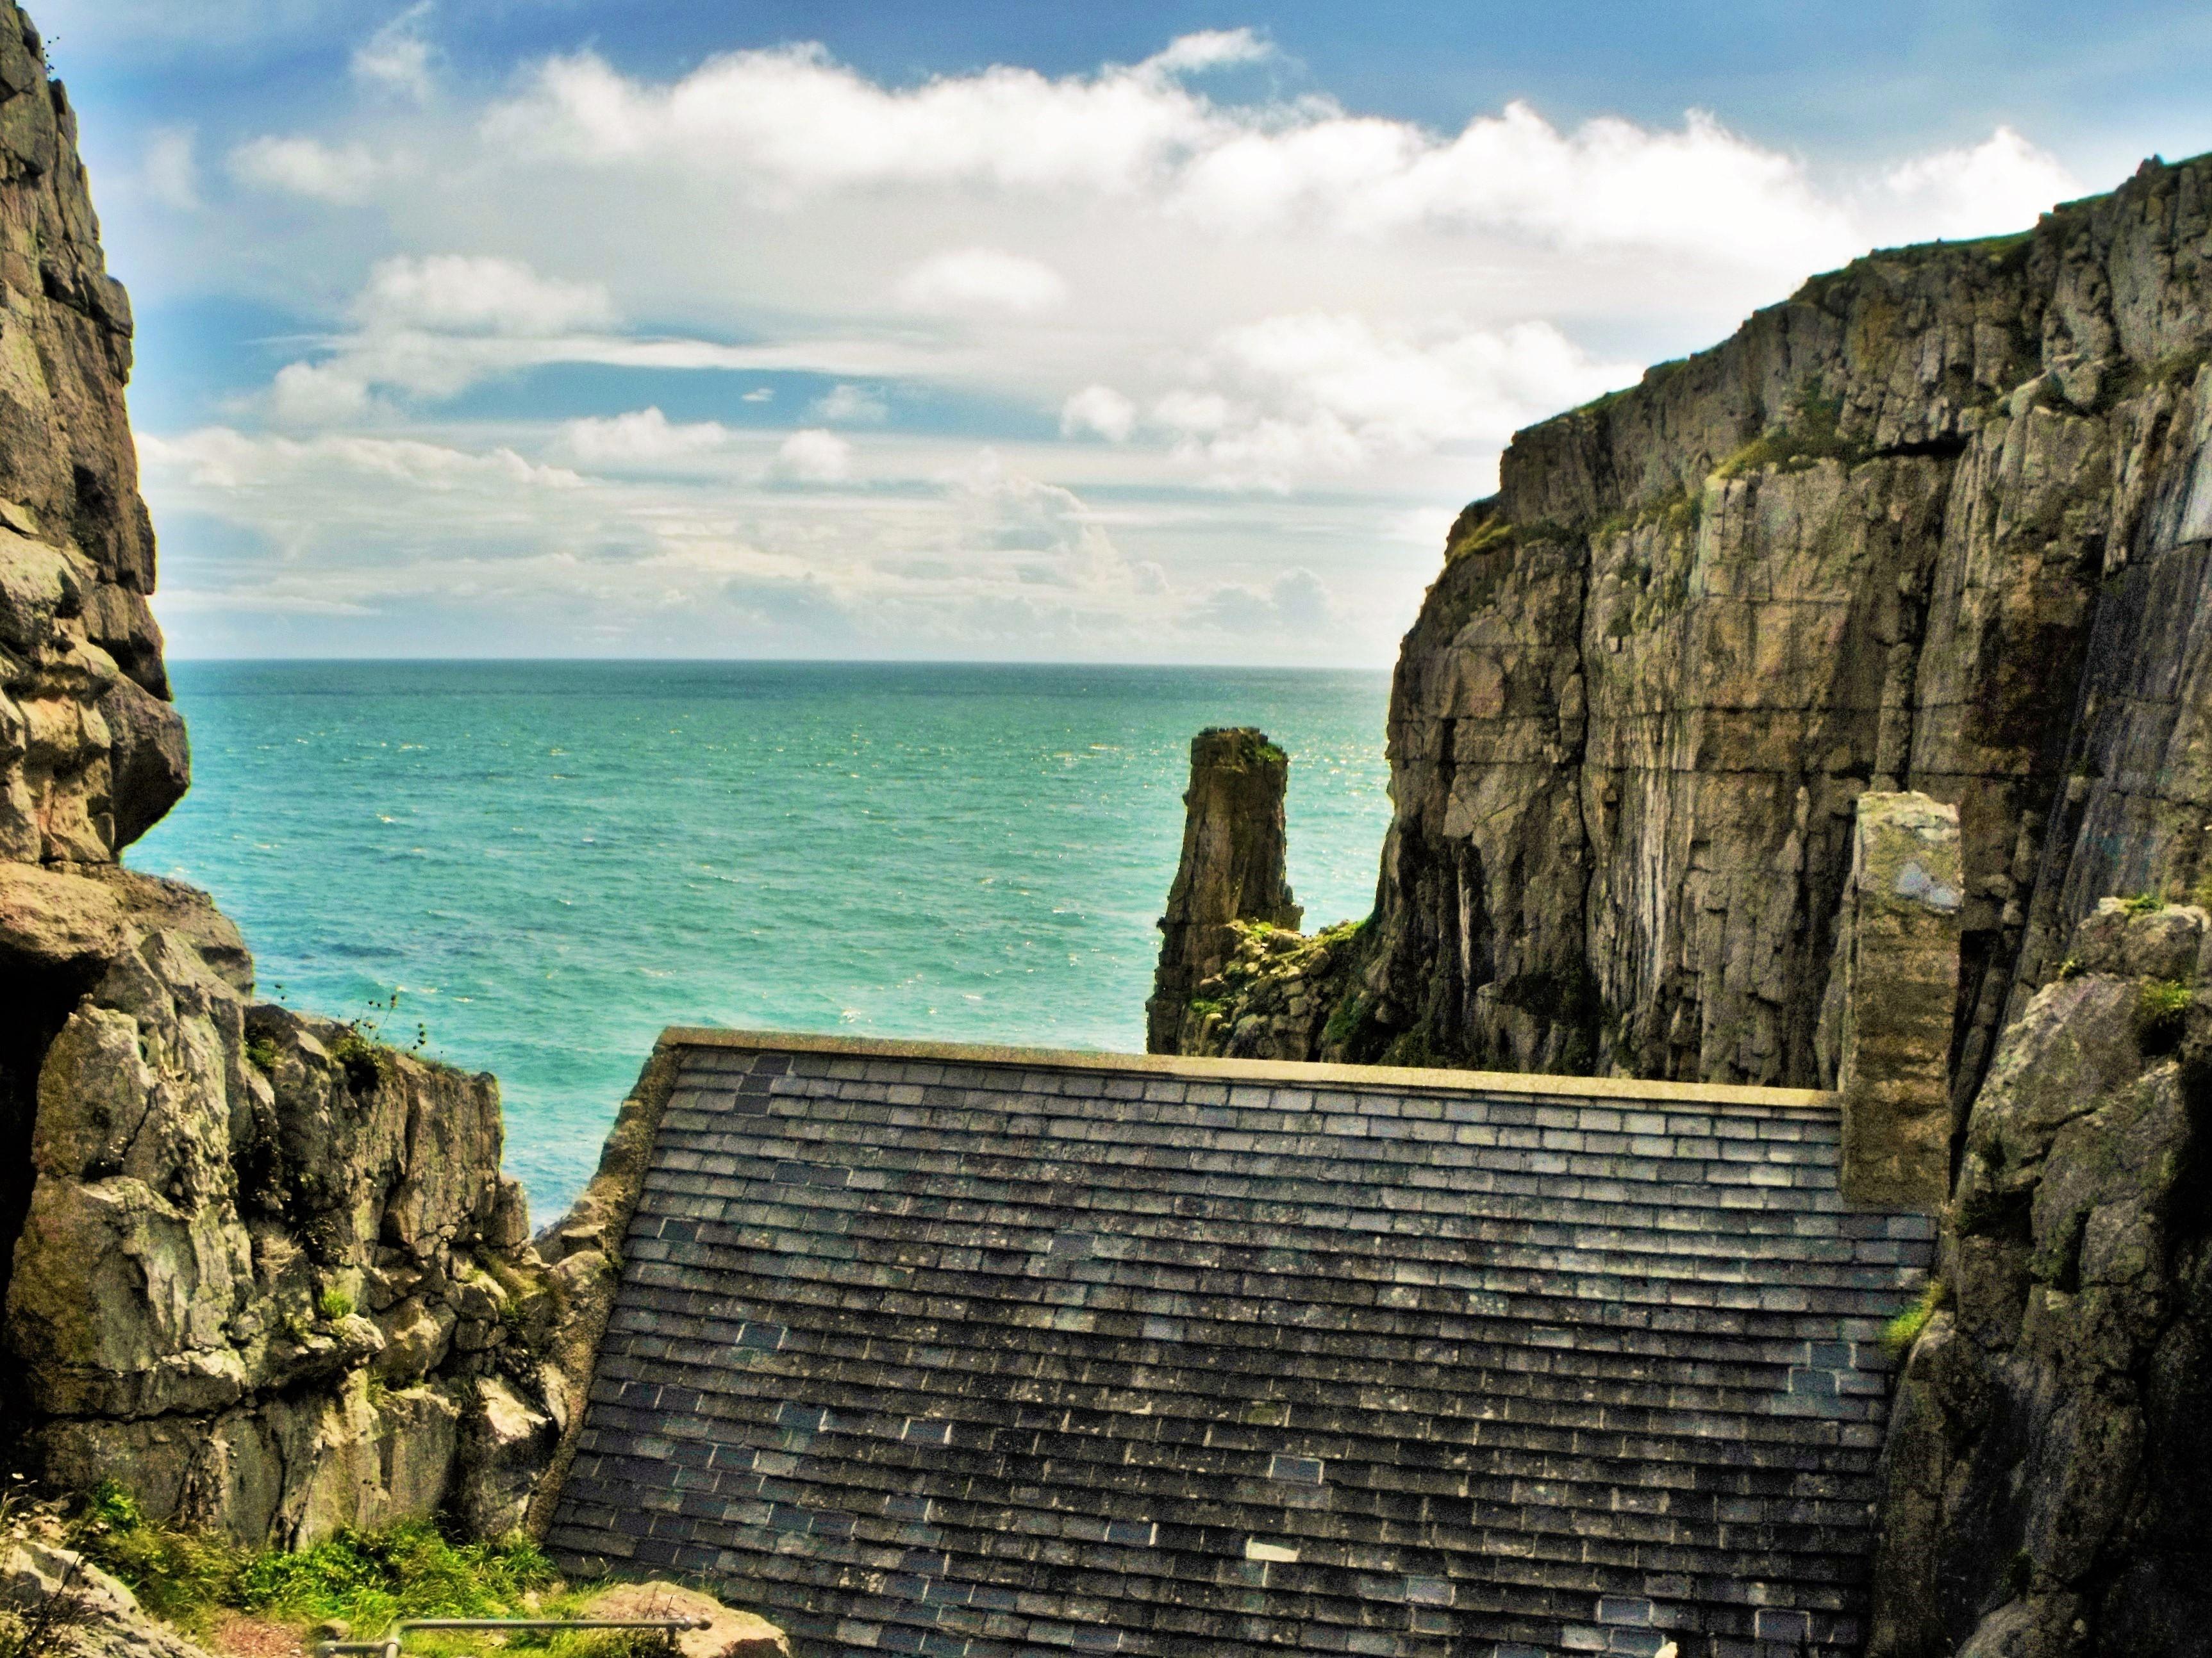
<box><xmin>476</xmin><ymin>44</ymin><xmax>1896</xmax><ymax>278</ymax></box>
<box><xmin>563</xmin><ymin>407</ymin><xmax>729</xmax><ymax>466</ymax></box>
<box><xmin>353</xmin><ymin>3</ymin><xmax>435</xmax><ymax>103</ymax></box>
<box><xmin>769</xmin><ymin>428</ymin><xmax>852</xmax><ymax>483</ymax></box>
<box><xmin>1877</xmin><ymin>126</ymin><xmax>2079</xmax><ymax>243</ymax></box>
<box><xmin>1142</xmin><ymin>28</ymin><xmax>1272</xmax><ymax>76</ymax></box>
<box><xmin>270</xmin><ymin>360</ymin><xmax>374</xmax><ymax>425</ymax></box>
<box><xmin>813</xmin><ymin>383</ymin><xmax>888</xmax><ymax>422</ymax></box>
<box><xmin>1060</xmin><ymin>385</ymin><xmax>1136</xmax><ymax>442</ymax></box>
<box><xmin>894</xmin><ymin>248</ymin><xmax>1069</xmax><ymax>316</ymax></box>
<box><xmin>149</xmin><ymin>27</ymin><xmax>2106</xmax><ymax>660</ymax></box>
<box><xmin>354</xmin><ymin>253</ymin><xmax>613</xmax><ymax>335</ymax></box>
<box><xmin>230</xmin><ymin>134</ymin><xmax>391</xmax><ymax>203</ymax></box>
<box><xmin>1195</xmin><ymin>566</ymin><xmax>1333</xmax><ymax>632</ymax></box>
<box><xmin>1152</xmin><ymin>313</ymin><xmax>1635</xmax><ymax>488</ymax></box>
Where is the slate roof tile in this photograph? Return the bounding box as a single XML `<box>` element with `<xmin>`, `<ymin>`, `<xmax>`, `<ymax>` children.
<box><xmin>552</xmin><ymin>1039</ymin><xmax>1929</xmax><ymax>1658</ymax></box>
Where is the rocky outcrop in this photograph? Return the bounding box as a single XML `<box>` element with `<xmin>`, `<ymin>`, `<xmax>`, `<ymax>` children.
<box><xmin>3</xmin><ymin>1538</ymin><xmax>221</xmax><ymax>1658</ymax></box>
<box><xmin>0</xmin><ymin>7</ymin><xmax>184</xmax><ymax>867</ymax></box>
<box><xmin>0</xmin><ymin>0</ymin><xmax>586</xmax><ymax>1546</ymax></box>
<box><xmin>1145</xmin><ymin>727</ymin><xmax>1302</xmax><ymax>1052</ymax></box>
<box><xmin>520</xmin><ymin>1042</ymin><xmax>687</xmax><ymax>1538</ymax></box>
<box><xmin>1164</xmin><ymin>154</ymin><xmax>2212</xmax><ymax>1101</ymax></box>
<box><xmin>1870</xmin><ymin>898</ymin><xmax>2212</xmax><ymax>1658</ymax></box>
<box><xmin>0</xmin><ymin>861</ymin><xmax>572</xmax><ymax>1544</ymax></box>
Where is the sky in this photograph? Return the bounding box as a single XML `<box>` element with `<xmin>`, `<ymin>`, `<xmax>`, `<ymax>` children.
<box><xmin>35</xmin><ymin>1</ymin><xmax>2212</xmax><ymax>665</ymax></box>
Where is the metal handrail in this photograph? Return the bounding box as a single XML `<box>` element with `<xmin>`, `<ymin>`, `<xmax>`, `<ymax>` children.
<box><xmin>315</xmin><ymin>1616</ymin><xmax>713</xmax><ymax>1658</ymax></box>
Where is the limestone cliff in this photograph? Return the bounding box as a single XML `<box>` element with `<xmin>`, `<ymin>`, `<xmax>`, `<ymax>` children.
<box><xmin>1160</xmin><ymin>152</ymin><xmax>2212</xmax><ymax>1118</ymax></box>
<box><xmin>0</xmin><ymin>0</ymin><xmax>594</xmax><ymax>1545</ymax></box>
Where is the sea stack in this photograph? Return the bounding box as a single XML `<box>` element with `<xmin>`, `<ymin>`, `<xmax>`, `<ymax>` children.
<box><xmin>1145</xmin><ymin>727</ymin><xmax>1302</xmax><ymax>1052</ymax></box>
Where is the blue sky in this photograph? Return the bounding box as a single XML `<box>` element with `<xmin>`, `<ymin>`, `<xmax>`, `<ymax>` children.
<box><xmin>35</xmin><ymin>0</ymin><xmax>2209</xmax><ymax>662</ymax></box>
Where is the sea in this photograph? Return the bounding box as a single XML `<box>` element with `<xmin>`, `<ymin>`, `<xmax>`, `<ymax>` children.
<box><xmin>129</xmin><ymin>661</ymin><xmax>1395</xmax><ymax>1220</ymax></box>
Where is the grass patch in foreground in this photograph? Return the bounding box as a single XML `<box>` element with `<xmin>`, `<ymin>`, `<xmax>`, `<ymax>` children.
<box><xmin>73</xmin><ymin>1485</ymin><xmax>672</xmax><ymax>1657</ymax></box>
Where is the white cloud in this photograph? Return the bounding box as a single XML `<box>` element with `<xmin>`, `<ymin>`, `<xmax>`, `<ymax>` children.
<box><xmin>480</xmin><ymin>42</ymin><xmax>1222</xmax><ymax>196</ymax></box>
<box><xmin>270</xmin><ymin>360</ymin><xmax>373</xmax><ymax>425</ymax></box>
<box><xmin>477</xmin><ymin>46</ymin><xmax>1881</xmax><ymax>278</ymax></box>
<box><xmin>1142</xmin><ymin>29</ymin><xmax>1272</xmax><ymax>77</ymax></box>
<box><xmin>894</xmin><ymin>247</ymin><xmax>1069</xmax><ymax>316</ymax></box>
<box><xmin>143</xmin><ymin>126</ymin><xmax>201</xmax><ymax>210</ymax></box>
<box><xmin>562</xmin><ymin>407</ymin><xmax>729</xmax><ymax>466</ymax></box>
<box><xmin>1152</xmin><ymin>313</ymin><xmax>1635</xmax><ymax>489</ymax></box>
<box><xmin>1877</xmin><ymin>126</ymin><xmax>2079</xmax><ymax>243</ymax></box>
<box><xmin>144</xmin><ymin>28</ymin><xmax>2109</xmax><ymax>662</ymax></box>
<box><xmin>142</xmin><ymin>427</ymin><xmax>582</xmax><ymax>493</ymax></box>
<box><xmin>354</xmin><ymin>253</ymin><xmax>614</xmax><ymax>335</ymax></box>
<box><xmin>1196</xmin><ymin>566</ymin><xmax>1333</xmax><ymax>633</ymax></box>
<box><xmin>1061</xmin><ymin>385</ymin><xmax>1136</xmax><ymax>443</ymax></box>
<box><xmin>769</xmin><ymin>428</ymin><xmax>852</xmax><ymax>483</ymax></box>
<box><xmin>229</xmin><ymin>135</ymin><xmax>390</xmax><ymax>203</ymax></box>
<box><xmin>353</xmin><ymin>2</ymin><xmax>435</xmax><ymax>103</ymax></box>
<box><xmin>813</xmin><ymin>383</ymin><xmax>888</xmax><ymax>422</ymax></box>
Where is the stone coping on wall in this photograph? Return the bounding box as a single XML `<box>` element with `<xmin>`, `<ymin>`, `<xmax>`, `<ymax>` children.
<box><xmin>658</xmin><ymin>1026</ymin><xmax>1838</xmax><ymax>1109</ymax></box>
<box><xmin>549</xmin><ymin>1030</ymin><xmax>1925</xmax><ymax>1658</ymax></box>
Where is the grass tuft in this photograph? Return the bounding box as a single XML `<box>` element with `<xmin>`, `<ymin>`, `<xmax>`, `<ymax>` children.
<box><xmin>2136</xmin><ymin>979</ymin><xmax>2193</xmax><ymax>1056</ymax></box>
<box><xmin>76</xmin><ymin>1485</ymin><xmax>562</xmax><ymax>1639</ymax></box>
<box><xmin>1883</xmin><ymin>1279</ymin><xmax>1947</xmax><ymax>1359</ymax></box>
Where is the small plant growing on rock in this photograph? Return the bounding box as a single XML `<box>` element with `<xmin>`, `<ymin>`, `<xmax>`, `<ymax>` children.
<box><xmin>2054</xmin><ymin>955</ymin><xmax>2083</xmax><ymax>982</ymax></box>
<box><xmin>1883</xmin><ymin>1279</ymin><xmax>1948</xmax><ymax>1359</ymax></box>
<box><xmin>333</xmin><ymin>991</ymin><xmax>431</xmax><ymax>1091</ymax></box>
<box><xmin>2136</xmin><ymin>978</ymin><xmax>2193</xmax><ymax>1055</ymax></box>
<box><xmin>2121</xmin><ymin>891</ymin><xmax>2163</xmax><ymax>915</ymax></box>
<box><xmin>245</xmin><ymin>1037</ymin><xmax>279</xmax><ymax>1072</ymax></box>
<box><xmin>0</xmin><ymin>1475</ymin><xmax>96</xmax><ymax>1658</ymax></box>
<box><xmin>317</xmin><ymin>1289</ymin><xmax>354</xmax><ymax>1322</ymax></box>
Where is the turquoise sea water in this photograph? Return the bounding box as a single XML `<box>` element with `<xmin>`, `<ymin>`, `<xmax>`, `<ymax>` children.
<box><xmin>130</xmin><ymin>662</ymin><xmax>1393</xmax><ymax>1218</ymax></box>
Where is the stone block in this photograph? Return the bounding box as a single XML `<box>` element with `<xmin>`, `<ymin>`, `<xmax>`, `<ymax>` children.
<box><xmin>1824</xmin><ymin>792</ymin><xmax>1961</xmax><ymax>1209</ymax></box>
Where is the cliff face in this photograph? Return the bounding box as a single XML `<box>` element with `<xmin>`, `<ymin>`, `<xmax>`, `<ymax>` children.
<box><xmin>0</xmin><ymin>1</ymin><xmax>597</xmax><ymax>1545</ymax></box>
<box><xmin>1167</xmin><ymin>154</ymin><xmax>2212</xmax><ymax>1111</ymax></box>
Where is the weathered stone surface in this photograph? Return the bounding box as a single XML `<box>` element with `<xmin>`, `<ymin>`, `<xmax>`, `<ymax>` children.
<box><xmin>585</xmin><ymin>1582</ymin><xmax>792</xmax><ymax>1658</ymax></box>
<box><xmin>0</xmin><ymin>0</ymin><xmax>579</xmax><ymax>1552</ymax></box>
<box><xmin>1869</xmin><ymin>902</ymin><xmax>2212</xmax><ymax>1658</ymax></box>
<box><xmin>0</xmin><ymin>3</ymin><xmax>185</xmax><ymax>868</ymax></box>
<box><xmin>1825</xmin><ymin>792</ymin><xmax>1963</xmax><ymax>1209</ymax></box>
<box><xmin>1151</xmin><ymin>153</ymin><xmax>2212</xmax><ymax>1656</ymax></box>
<box><xmin>1</xmin><ymin>869</ymin><xmax>571</xmax><ymax>1541</ymax></box>
<box><xmin>1145</xmin><ymin>727</ymin><xmax>1301</xmax><ymax>1053</ymax></box>
<box><xmin>2</xmin><ymin>1539</ymin><xmax>219</xmax><ymax>1658</ymax></box>
<box><xmin>522</xmin><ymin>1041</ymin><xmax>685</xmax><ymax>1536</ymax></box>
